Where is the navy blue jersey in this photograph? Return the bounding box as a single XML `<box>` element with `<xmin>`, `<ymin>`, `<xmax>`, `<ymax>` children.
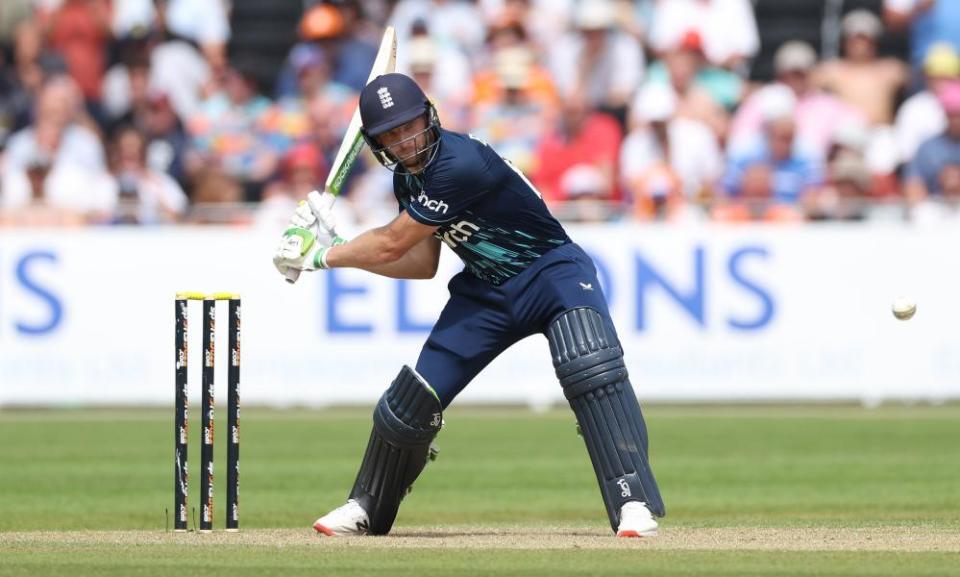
<box><xmin>394</xmin><ymin>129</ymin><xmax>570</xmax><ymax>285</ymax></box>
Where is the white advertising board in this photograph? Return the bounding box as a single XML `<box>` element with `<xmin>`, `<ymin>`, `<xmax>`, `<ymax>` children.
<box><xmin>1</xmin><ymin>224</ymin><xmax>958</xmax><ymax>406</ymax></box>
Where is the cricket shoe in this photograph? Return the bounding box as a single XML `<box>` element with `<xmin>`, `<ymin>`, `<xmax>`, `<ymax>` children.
<box><xmin>616</xmin><ymin>501</ymin><xmax>658</xmax><ymax>538</ymax></box>
<box><xmin>312</xmin><ymin>499</ymin><xmax>370</xmax><ymax>536</ymax></box>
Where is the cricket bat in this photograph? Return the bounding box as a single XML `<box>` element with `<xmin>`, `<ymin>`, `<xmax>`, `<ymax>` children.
<box><xmin>286</xmin><ymin>25</ymin><xmax>397</xmax><ymax>283</ymax></box>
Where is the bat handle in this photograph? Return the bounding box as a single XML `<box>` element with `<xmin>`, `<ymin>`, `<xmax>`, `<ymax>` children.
<box><xmin>285</xmin><ymin>268</ymin><xmax>302</xmax><ymax>284</ymax></box>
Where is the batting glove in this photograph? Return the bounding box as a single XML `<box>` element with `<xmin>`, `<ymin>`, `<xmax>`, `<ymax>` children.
<box><xmin>290</xmin><ymin>190</ymin><xmax>338</xmax><ymax>237</ymax></box>
<box><xmin>272</xmin><ymin>227</ymin><xmax>347</xmax><ymax>276</ymax></box>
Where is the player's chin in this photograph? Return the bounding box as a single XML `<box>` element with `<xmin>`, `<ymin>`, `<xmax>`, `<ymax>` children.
<box><xmin>402</xmin><ymin>160</ymin><xmax>426</xmax><ymax>174</ymax></box>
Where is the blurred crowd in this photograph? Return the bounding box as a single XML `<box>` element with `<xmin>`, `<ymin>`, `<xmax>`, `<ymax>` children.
<box><xmin>2</xmin><ymin>0</ymin><xmax>960</xmax><ymax>227</ymax></box>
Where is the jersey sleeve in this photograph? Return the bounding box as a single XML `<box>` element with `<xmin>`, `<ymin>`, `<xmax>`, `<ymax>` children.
<box><xmin>404</xmin><ymin>137</ymin><xmax>503</xmax><ymax>225</ymax></box>
<box><xmin>393</xmin><ymin>172</ymin><xmax>414</xmax><ymax>213</ymax></box>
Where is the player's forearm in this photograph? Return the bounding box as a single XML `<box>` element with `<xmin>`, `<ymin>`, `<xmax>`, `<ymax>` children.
<box><xmin>325</xmin><ymin>227</ymin><xmax>436</xmax><ymax>278</ymax></box>
<box><xmin>356</xmin><ymin>248</ymin><xmax>437</xmax><ymax>279</ymax></box>
<box><xmin>325</xmin><ymin>227</ymin><xmax>401</xmax><ymax>269</ymax></box>
<box><xmin>357</xmin><ymin>236</ymin><xmax>440</xmax><ymax>279</ymax></box>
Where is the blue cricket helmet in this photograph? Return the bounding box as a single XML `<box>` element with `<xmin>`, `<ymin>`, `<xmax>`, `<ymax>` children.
<box><xmin>359</xmin><ymin>73</ymin><xmax>441</xmax><ymax>173</ymax></box>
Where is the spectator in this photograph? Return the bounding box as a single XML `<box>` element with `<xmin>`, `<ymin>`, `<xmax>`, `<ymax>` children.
<box><xmin>101</xmin><ymin>46</ymin><xmax>153</xmax><ymax>130</ymax></box>
<box><xmin>391</xmin><ymin>0</ymin><xmax>487</xmax><ymax>59</ymax></box>
<box><xmin>555</xmin><ymin>163</ymin><xmax>617</xmax><ymax>222</ymax></box>
<box><xmin>405</xmin><ymin>16</ymin><xmax>473</xmax><ymax>89</ymax></box>
<box><xmin>721</xmin><ymin>86</ymin><xmax>822</xmax><ymax>216</ymax></box>
<box><xmin>821</xmin><ymin>121</ymin><xmax>900</xmax><ymax>198</ymax></box>
<box><xmin>473</xmin><ymin>18</ymin><xmax>556</xmax><ymax>110</ymax></box>
<box><xmin>265</xmin><ymin>43</ymin><xmax>356</xmax><ymax>183</ymax></box>
<box><xmin>46</xmin><ymin>0</ymin><xmax>111</xmax><ymax>111</ymax></box>
<box><xmin>548</xmin><ymin>0</ymin><xmax>644</xmax><ymax>122</ymax></box>
<box><xmin>187</xmin><ymin>60</ymin><xmax>276</xmax><ymax>202</ymax></box>
<box><xmin>276</xmin><ymin>36</ymin><xmax>327</xmax><ymax>100</ymax></box>
<box><xmin>479</xmin><ymin>0</ymin><xmax>574</xmax><ymax>55</ymax></box>
<box><xmin>904</xmin><ymin>82</ymin><xmax>960</xmax><ymax>204</ymax></box>
<box><xmin>895</xmin><ymin>43</ymin><xmax>960</xmax><ymax>164</ymax></box>
<box><xmin>0</xmin><ymin>0</ymin><xmax>33</xmax><ymax>46</ymax></box>
<box><xmin>883</xmin><ymin>0</ymin><xmax>960</xmax><ymax>89</ymax></box>
<box><xmin>1</xmin><ymin>78</ymin><xmax>113</xmax><ymax>224</ymax></box>
<box><xmin>648</xmin><ymin>0</ymin><xmax>759</xmax><ymax>73</ymax></box>
<box><xmin>815</xmin><ymin>10</ymin><xmax>908</xmax><ymax>127</ymax></box>
<box><xmin>105</xmin><ymin>124</ymin><xmax>188</xmax><ymax>224</ymax></box>
<box><xmin>645</xmin><ymin>30</ymin><xmax>741</xmax><ymax>140</ymax></box>
<box><xmin>111</xmin><ymin>0</ymin><xmax>153</xmax><ymax>39</ymax></box>
<box><xmin>141</xmin><ymin>90</ymin><xmax>190</xmax><ymax>188</ymax></box>
<box><xmin>3</xmin><ymin>75</ymin><xmax>105</xmax><ymax>175</ymax></box>
<box><xmin>149</xmin><ymin>4</ymin><xmax>214</xmax><ymax>122</ymax></box>
<box><xmin>262</xmin><ymin>45</ymin><xmax>345</xmax><ymax>157</ymax></box>
<box><xmin>729</xmin><ymin>41</ymin><xmax>866</xmax><ymax>161</ymax></box>
<box><xmin>281</xmin><ymin>3</ymin><xmax>377</xmax><ymax>94</ymax></box>
<box><xmin>910</xmin><ymin>164</ymin><xmax>960</xmax><ymax>222</ymax></box>
<box><xmin>161</xmin><ymin>0</ymin><xmax>231</xmax><ymax>73</ymax></box>
<box><xmin>0</xmin><ymin>158</ymin><xmax>114</xmax><ymax>226</ymax></box>
<box><xmin>807</xmin><ymin>150</ymin><xmax>872</xmax><ymax>221</ymax></box>
<box><xmin>186</xmin><ymin>165</ymin><xmax>248</xmax><ymax>224</ymax></box>
<box><xmin>338</xmin><ymin>0</ymin><xmax>385</xmax><ymax>45</ymax></box>
<box><xmin>534</xmin><ymin>93</ymin><xmax>623</xmax><ymax>213</ymax></box>
<box><xmin>620</xmin><ymin>82</ymin><xmax>721</xmax><ymax>219</ymax></box>
<box><xmin>5</xmin><ymin>20</ymin><xmax>69</xmax><ymax>133</ymax></box>
<box><xmin>275</xmin><ymin>43</ymin><xmax>346</xmax><ymax>102</ymax></box>
<box><xmin>471</xmin><ymin>45</ymin><xmax>558</xmax><ymax>174</ymax></box>
<box><xmin>255</xmin><ymin>142</ymin><xmax>329</xmax><ymax>229</ymax></box>
<box><xmin>813</xmin><ymin>11</ymin><xmax>906</xmax><ymax>194</ymax></box>
<box><xmin>402</xmin><ymin>32</ymin><xmax>471</xmax><ymax>131</ymax></box>
<box><xmin>281</xmin><ymin>82</ymin><xmax>366</xmax><ymax>203</ymax></box>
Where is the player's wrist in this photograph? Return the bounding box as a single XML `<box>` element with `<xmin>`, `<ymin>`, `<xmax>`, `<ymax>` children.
<box><xmin>315</xmin><ymin>236</ymin><xmax>348</xmax><ymax>270</ymax></box>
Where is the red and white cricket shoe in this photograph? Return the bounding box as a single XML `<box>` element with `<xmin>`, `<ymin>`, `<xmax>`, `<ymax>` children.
<box><xmin>312</xmin><ymin>499</ymin><xmax>370</xmax><ymax>536</ymax></box>
<box><xmin>616</xmin><ymin>501</ymin><xmax>659</xmax><ymax>538</ymax></box>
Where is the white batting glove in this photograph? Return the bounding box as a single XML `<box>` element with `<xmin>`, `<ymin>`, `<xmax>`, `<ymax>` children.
<box><xmin>290</xmin><ymin>190</ymin><xmax>338</xmax><ymax>236</ymax></box>
<box><xmin>273</xmin><ymin>227</ymin><xmax>316</xmax><ymax>277</ymax></box>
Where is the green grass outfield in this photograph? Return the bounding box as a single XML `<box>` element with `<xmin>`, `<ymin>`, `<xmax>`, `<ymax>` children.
<box><xmin>1</xmin><ymin>405</ymin><xmax>959</xmax><ymax>576</ymax></box>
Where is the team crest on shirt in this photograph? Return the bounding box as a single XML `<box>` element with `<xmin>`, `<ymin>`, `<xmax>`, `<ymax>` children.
<box><xmin>378</xmin><ymin>87</ymin><xmax>394</xmax><ymax>109</ymax></box>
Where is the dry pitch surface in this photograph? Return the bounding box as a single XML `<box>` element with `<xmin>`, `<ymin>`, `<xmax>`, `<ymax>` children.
<box><xmin>3</xmin><ymin>526</ymin><xmax>958</xmax><ymax>552</ymax></box>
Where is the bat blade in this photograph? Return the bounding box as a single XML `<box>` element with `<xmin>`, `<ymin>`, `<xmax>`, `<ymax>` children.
<box><xmin>324</xmin><ymin>25</ymin><xmax>397</xmax><ymax>197</ymax></box>
<box><xmin>285</xmin><ymin>26</ymin><xmax>397</xmax><ymax>284</ymax></box>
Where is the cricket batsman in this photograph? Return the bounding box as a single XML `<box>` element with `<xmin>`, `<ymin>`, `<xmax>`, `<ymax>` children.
<box><xmin>272</xmin><ymin>73</ymin><xmax>664</xmax><ymax>537</ymax></box>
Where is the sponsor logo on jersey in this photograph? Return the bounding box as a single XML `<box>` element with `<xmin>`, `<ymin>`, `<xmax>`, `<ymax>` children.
<box><xmin>417</xmin><ymin>191</ymin><xmax>449</xmax><ymax>215</ymax></box>
<box><xmin>439</xmin><ymin>220</ymin><xmax>480</xmax><ymax>248</ymax></box>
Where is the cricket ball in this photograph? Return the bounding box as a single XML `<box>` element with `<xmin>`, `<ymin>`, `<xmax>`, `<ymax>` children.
<box><xmin>891</xmin><ymin>296</ymin><xmax>916</xmax><ymax>321</ymax></box>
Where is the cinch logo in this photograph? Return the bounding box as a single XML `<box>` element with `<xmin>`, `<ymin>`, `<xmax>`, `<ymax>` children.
<box><xmin>378</xmin><ymin>87</ymin><xmax>394</xmax><ymax>109</ymax></box>
<box><xmin>417</xmin><ymin>191</ymin><xmax>448</xmax><ymax>214</ymax></box>
<box><xmin>440</xmin><ymin>220</ymin><xmax>479</xmax><ymax>249</ymax></box>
